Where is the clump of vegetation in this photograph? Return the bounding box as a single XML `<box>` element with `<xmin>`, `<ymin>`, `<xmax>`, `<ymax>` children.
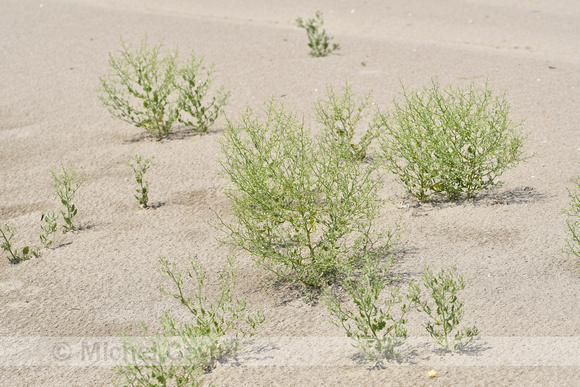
<box><xmin>325</xmin><ymin>258</ymin><xmax>415</xmax><ymax>361</ymax></box>
<box><xmin>296</xmin><ymin>11</ymin><xmax>340</xmax><ymax>57</ymax></box>
<box><xmin>220</xmin><ymin>99</ymin><xmax>392</xmax><ymax>290</ymax></box>
<box><xmin>99</xmin><ymin>36</ymin><xmax>229</xmax><ymax>139</ymax></box>
<box><xmin>376</xmin><ymin>78</ymin><xmax>528</xmax><ymax>201</ymax></box>
<box><xmin>116</xmin><ymin>256</ymin><xmax>264</xmax><ymax>386</ymax></box>
<box><xmin>408</xmin><ymin>266</ymin><xmax>479</xmax><ymax>353</ymax></box>
<box><xmin>313</xmin><ymin>81</ymin><xmax>378</xmax><ymax>160</ymax></box>
<box><xmin>127</xmin><ymin>154</ymin><xmax>155</xmax><ymax>209</ymax></box>
<box><xmin>1</xmin><ymin>224</ymin><xmax>39</xmax><ymax>264</ymax></box>
<box><xmin>51</xmin><ymin>164</ymin><xmax>86</xmax><ymax>233</ymax></box>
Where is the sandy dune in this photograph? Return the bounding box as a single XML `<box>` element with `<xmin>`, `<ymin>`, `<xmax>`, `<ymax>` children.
<box><xmin>1</xmin><ymin>0</ymin><xmax>579</xmax><ymax>385</ymax></box>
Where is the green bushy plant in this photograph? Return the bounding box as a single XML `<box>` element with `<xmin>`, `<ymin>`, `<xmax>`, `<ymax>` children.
<box><xmin>99</xmin><ymin>37</ymin><xmax>177</xmax><ymax>138</ymax></box>
<box><xmin>127</xmin><ymin>154</ymin><xmax>155</xmax><ymax>209</ymax></box>
<box><xmin>296</xmin><ymin>11</ymin><xmax>340</xmax><ymax>57</ymax></box>
<box><xmin>116</xmin><ymin>256</ymin><xmax>264</xmax><ymax>386</ymax></box>
<box><xmin>99</xmin><ymin>36</ymin><xmax>229</xmax><ymax>139</ymax></box>
<box><xmin>563</xmin><ymin>172</ymin><xmax>580</xmax><ymax>262</ymax></box>
<box><xmin>325</xmin><ymin>258</ymin><xmax>415</xmax><ymax>360</ymax></box>
<box><xmin>313</xmin><ymin>81</ymin><xmax>378</xmax><ymax>160</ymax></box>
<box><xmin>220</xmin><ymin>99</ymin><xmax>392</xmax><ymax>290</ymax></box>
<box><xmin>39</xmin><ymin>212</ymin><xmax>58</xmax><ymax>248</ymax></box>
<box><xmin>51</xmin><ymin>164</ymin><xmax>86</xmax><ymax>233</ymax></box>
<box><xmin>377</xmin><ymin>78</ymin><xmax>528</xmax><ymax>201</ymax></box>
<box><xmin>408</xmin><ymin>266</ymin><xmax>479</xmax><ymax>353</ymax></box>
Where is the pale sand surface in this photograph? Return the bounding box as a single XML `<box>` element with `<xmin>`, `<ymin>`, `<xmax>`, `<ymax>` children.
<box><xmin>1</xmin><ymin>0</ymin><xmax>580</xmax><ymax>385</ymax></box>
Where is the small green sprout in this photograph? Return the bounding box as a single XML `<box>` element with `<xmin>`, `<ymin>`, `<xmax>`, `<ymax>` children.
<box><xmin>296</xmin><ymin>11</ymin><xmax>340</xmax><ymax>57</ymax></box>
<box><xmin>51</xmin><ymin>164</ymin><xmax>86</xmax><ymax>233</ymax></box>
<box><xmin>127</xmin><ymin>154</ymin><xmax>155</xmax><ymax>209</ymax></box>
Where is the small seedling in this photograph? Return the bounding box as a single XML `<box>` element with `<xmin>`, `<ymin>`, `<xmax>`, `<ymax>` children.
<box><xmin>39</xmin><ymin>212</ymin><xmax>58</xmax><ymax>248</ymax></box>
<box><xmin>127</xmin><ymin>154</ymin><xmax>155</xmax><ymax>209</ymax></box>
<box><xmin>326</xmin><ymin>258</ymin><xmax>415</xmax><ymax>361</ymax></box>
<box><xmin>408</xmin><ymin>266</ymin><xmax>479</xmax><ymax>353</ymax></box>
<box><xmin>1</xmin><ymin>224</ymin><xmax>39</xmax><ymax>264</ymax></box>
<box><xmin>296</xmin><ymin>11</ymin><xmax>340</xmax><ymax>57</ymax></box>
<box><xmin>377</xmin><ymin>78</ymin><xmax>528</xmax><ymax>201</ymax></box>
<box><xmin>51</xmin><ymin>164</ymin><xmax>86</xmax><ymax>233</ymax></box>
<box><xmin>116</xmin><ymin>256</ymin><xmax>264</xmax><ymax>385</ymax></box>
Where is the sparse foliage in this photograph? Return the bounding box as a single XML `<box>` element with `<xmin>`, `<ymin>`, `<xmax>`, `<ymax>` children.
<box><xmin>158</xmin><ymin>256</ymin><xmax>265</xmax><ymax>342</ymax></box>
<box><xmin>564</xmin><ymin>172</ymin><xmax>580</xmax><ymax>262</ymax></box>
<box><xmin>176</xmin><ymin>55</ymin><xmax>230</xmax><ymax>133</ymax></box>
<box><xmin>39</xmin><ymin>212</ymin><xmax>58</xmax><ymax>248</ymax></box>
<box><xmin>99</xmin><ymin>37</ymin><xmax>178</xmax><ymax>139</ymax></box>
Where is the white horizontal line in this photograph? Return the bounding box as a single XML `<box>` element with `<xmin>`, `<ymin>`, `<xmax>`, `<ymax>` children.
<box><xmin>1</xmin><ymin>336</ymin><xmax>579</xmax><ymax>367</ymax></box>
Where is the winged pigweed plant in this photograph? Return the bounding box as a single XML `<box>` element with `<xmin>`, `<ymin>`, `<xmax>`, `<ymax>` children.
<box><xmin>220</xmin><ymin>99</ymin><xmax>393</xmax><ymax>290</ymax></box>
<box><xmin>377</xmin><ymin>78</ymin><xmax>528</xmax><ymax>201</ymax></box>
<box><xmin>100</xmin><ymin>37</ymin><xmax>178</xmax><ymax>139</ymax></box>
<box><xmin>117</xmin><ymin>317</ymin><xmax>205</xmax><ymax>387</ymax></box>
<box><xmin>296</xmin><ymin>11</ymin><xmax>340</xmax><ymax>57</ymax></box>
<box><xmin>176</xmin><ymin>55</ymin><xmax>231</xmax><ymax>134</ymax></box>
<box><xmin>99</xmin><ymin>36</ymin><xmax>229</xmax><ymax>139</ymax></box>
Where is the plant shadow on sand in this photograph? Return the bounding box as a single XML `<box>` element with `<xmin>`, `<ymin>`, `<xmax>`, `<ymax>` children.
<box><xmin>350</xmin><ymin>336</ymin><xmax>492</xmax><ymax>369</ymax></box>
<box><xmin>472</xmin><ymin>186</ymin><xmax>547</xmax><ymax>206</ymax></box>
<box><xmin>268</xmin><ymin>276</ymin><xmax>321</xmax><ymax>306</ymax></box>
<box><xmin>263</xmin><ymin>242</ymin><xmax>403</xmax><ymax>307</ymax></box>
<box><xmin>122</xmin><ymin>124</ymin><xmax>227</xmax><ymax>143</ymax></box>
<box><xmin>396</xmin><ymin>185</ymin><xmax>546</xmax><ymax>210</ymax></box>
<box><xmin>217</xmin><ymin>339</ymin><xmax>281</xmax><ymax>367</ymax></box>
